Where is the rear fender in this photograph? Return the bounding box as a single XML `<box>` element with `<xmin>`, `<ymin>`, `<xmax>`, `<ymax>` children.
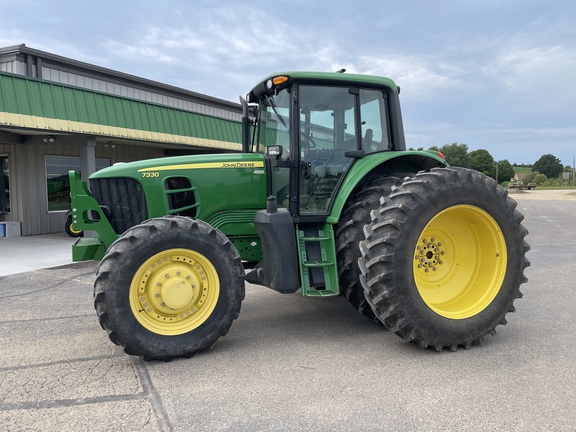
<box><xmin>327</xmin><ymin>152</ymin><xmax>448</xmax><ymax>224</ymax></box>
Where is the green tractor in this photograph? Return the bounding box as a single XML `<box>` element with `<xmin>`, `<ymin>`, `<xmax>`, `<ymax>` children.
<box><xmin>69</xmin><ymin>71</ymin><xmax>529</xmax><ymax>360</ymax></box>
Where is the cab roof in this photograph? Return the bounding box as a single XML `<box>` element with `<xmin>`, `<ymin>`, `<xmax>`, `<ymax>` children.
<box><xmin>248</xmin><ymin>71</ymin><xmax>398</xmax><ymax>102</ymax></box>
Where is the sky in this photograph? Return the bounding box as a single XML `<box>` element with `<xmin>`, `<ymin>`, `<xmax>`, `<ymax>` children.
<box><xmin>1</xmin><ymin>0</ymin><xmax>575</xmax><ymax>167</ymax></box>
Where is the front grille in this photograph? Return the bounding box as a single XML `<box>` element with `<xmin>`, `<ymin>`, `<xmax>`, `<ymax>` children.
<box><xmin>90</xmin><ymin>177</ymin><xmax>148</xmax><ymax>234</ymax></box>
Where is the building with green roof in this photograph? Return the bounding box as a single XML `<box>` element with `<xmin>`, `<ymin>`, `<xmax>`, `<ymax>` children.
<box><xmin>0</xmin><ymin>44</ymin><xmax>242</xmax><ymax>235</ymax></box>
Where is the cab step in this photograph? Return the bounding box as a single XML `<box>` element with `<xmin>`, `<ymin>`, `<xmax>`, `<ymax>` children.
<box><xmin>296</xmin><ymin>224</ymin><xmax>339</xmax><ymax>297</ymax></box>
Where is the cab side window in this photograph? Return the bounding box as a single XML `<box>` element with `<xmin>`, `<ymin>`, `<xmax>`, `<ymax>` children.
<box><xmin>359</xmin><ymin>89</ymin><xmax>391</xmax><ymax>153</ymax></box>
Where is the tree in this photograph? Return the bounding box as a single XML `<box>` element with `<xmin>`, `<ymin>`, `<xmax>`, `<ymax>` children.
<box><xmin>523</xmin><ymin>171</ymin><xmax>538</xmax><ymax>184</ymax></box>
<box><xmin>496</xmin><ymin>160</ymin><xmax>516</xmax><ymax>184</ymax></box>
<box><xmin>469</xmin><ymin>149</ymin><xmax>495</xmax><ymax>178</ymax></box>
<box><xmin>533</xmin><ymin>173</ymin><xmax>548</xmax><ymax>185</ymax></box>
<box><xmin>433</xmin><ymin>143</ymin><xmax>470</xmax><ymax>168</ymax></box>
<box><xmin>532</xmin><ymin>154</ymin><xmax>563</xmax><ymax>179</ymax></box>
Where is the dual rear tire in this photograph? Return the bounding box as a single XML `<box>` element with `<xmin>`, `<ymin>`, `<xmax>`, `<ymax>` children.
<box><xmin>335</xmin><ymin>176</ymin><xmax>403</xmax><ymax>319</ymax></box>
<box><xmin>358</xmin><ymin>167</ymin><xmax>530</xmax><ymax>350</ymax></box>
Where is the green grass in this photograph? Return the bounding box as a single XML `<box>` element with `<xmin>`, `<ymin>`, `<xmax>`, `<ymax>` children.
<box><xmin>513</xmin><ymin>167</ymin><xmax>532</xmax><ymax>174</ymax></box>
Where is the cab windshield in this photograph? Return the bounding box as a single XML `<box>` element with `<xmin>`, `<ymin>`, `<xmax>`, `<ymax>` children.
<box><xmin>257</xmin><ymin>87</ymin><xmax>291</xmax><ymax>160</ymax></box>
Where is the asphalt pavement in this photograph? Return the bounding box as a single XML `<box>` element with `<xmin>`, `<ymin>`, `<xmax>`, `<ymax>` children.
<box><xmin>1</xmin><ymin>198</ymin><xmax>575</xmax><ymax>431</ymax></box>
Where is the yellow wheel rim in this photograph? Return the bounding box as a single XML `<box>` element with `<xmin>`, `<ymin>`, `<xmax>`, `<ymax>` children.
<box><xmin>129</xmin><ymin>248</ymin><xmax>219</xmax><ymax>335</ymax></box>
<box><xmin>69</xmin><ymin>222</ymin><xmax>82</xmax><ymax>235</ymax></box>
<box><xmin>413</xmin><ymin>205</ymin><xmax>507</xmax><ymax>319</ymax></box>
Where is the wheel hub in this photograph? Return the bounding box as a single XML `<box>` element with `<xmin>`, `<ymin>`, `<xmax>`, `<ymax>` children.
<box><xmin>161</xmin><ymin>278</ymin><xmax>194</xmax><ymax>309</ymax></box>
<box><xmin>415</xmin><ymin>237</ymin><xmax>445</xmax><ymax>273</ymax></box>
<box><xmin>129</xmin><ymin>249</ymin><xmax>219</xmax><ymax>335</ymax></box>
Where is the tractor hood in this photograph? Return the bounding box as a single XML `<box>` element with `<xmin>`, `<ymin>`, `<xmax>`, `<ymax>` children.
<box><xmin>90</xmin><ymin>153</ymin><xmax>266</xmax><ymax>181</ymax></box>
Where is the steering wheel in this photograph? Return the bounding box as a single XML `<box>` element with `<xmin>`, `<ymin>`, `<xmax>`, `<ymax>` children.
<box><xmin>300</xmin><ymin>132</ymin><xmax>317</xmax><ymax>149</ymax></box>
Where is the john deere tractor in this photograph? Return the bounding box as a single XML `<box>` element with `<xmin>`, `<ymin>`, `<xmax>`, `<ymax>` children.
<box><xmin>69</xmin><ymin>71</ymin><xmax>529</xmax><ymax>360</ymax></box>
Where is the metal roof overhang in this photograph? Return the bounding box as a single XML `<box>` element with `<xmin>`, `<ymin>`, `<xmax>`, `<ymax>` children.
<box><xmin>0</xmin><ymin>72</ymin><xmax>242</xmax><ymax>151</ymax></box>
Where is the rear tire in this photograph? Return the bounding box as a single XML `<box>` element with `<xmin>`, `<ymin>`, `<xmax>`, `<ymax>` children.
<box><xmin>359</xmin><ymin>168</ymin><xmax>530</xmax><ymax>351</ymax></box>
<box><xmin>94</xmin><ymin>216</ymin><xmax>245</xmax><ymax>361</ymax></box>
<box><xmin>335</xmin><ymin>176</ymin><xmax>403</xmax><ymax>319</ymax></box>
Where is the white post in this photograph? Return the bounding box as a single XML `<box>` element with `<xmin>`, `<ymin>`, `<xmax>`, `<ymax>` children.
<box><xmin>79</xmin><ymin>136</ymin><xmax>97</xmax><ymax>238</ymax></box>
<box><xmin>80</xmin><ymin>136</ymin><xmax>97</xmax><ymax>183</ymax></box>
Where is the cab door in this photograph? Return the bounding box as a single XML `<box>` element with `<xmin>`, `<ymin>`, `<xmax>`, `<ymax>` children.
<box><xmin>297</xmin><ymin>85</ymin><xmax>358</xmax><ymax>217</ymax></box>
<box><xmin>257</xmin><ymin>87</ymin><xmax>292</xmax><ymax>208</ymax></box>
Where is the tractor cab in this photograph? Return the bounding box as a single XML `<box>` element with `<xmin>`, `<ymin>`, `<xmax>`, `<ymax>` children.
<box><xmin>244</xmin><ymin>72</ymin><xmax>406</xmax><ymax>222</ymax></box>
<box><xmin>241</xmin><ymin>72</ymin><xmax>408</xmax><ymax>296</ymax></box>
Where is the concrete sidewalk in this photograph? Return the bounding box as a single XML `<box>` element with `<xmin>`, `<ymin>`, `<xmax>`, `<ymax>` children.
<box><xmin>0</xmin><ymin>233</ymin><xmax>79</xmax><ymax>277</ymax></box>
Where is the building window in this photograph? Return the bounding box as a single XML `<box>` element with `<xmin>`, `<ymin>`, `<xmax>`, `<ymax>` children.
<box><xmin>0</xmin><ymin>156</ymin><xmax>9</xmax><ymax>213</ymax></box>
<box><xmin>46</xmin><ymin>156</ymin><xmax>110</xmax><ymax>212</ymax></box>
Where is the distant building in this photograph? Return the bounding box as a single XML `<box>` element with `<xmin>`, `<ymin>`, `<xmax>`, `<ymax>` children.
<box><xmin>0</xmin><ymin>44</ymin><xmax>242</xmax><ymax>235</ymax></box>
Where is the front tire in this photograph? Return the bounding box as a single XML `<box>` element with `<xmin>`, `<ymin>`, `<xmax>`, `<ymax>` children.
<box><xmin>359</xmin><ymin>168</ymin><xmax>530</xmax><ymax>351</ymax></box>
<box><xmin>94</xmin><ymin>216</ymin><xmax>245</xmax><ymax>361</ymax></box>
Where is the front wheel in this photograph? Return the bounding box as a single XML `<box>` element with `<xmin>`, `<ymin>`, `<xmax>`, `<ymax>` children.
<box><xmin>359</xmin><ymin>168</ymin><xmax>530</xmax><ymax>351</ymax></box>
<box><xmin>94</xmin><ymin>216</ymin><xmax>245</xmax><ymax>361</ymax></box>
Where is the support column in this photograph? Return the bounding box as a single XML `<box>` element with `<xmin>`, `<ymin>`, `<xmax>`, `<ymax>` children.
<box><xmin>80</xmin><ymin>136</ymin><xmax>97</xmax><ymax>237</ymax></box>
<box><xmin>80</xmin><ymin>136</ymin><xmax>96</xmax><ymax>182</ymax></box>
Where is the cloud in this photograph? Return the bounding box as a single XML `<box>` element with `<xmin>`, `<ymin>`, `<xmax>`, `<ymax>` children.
<box><xmin>490</xmin><ymin>45</ymin><xmax>576</xmax><ymax>95</ymax></box>
<box><xmin>99</xmin><ymin>5</ymin><xmax>350</xmax><ymax>98</ymax></box>
<box><xmin>98</xmin><ymin>5</ymin><xmax>477</xmax><ymax>103</ymax></box>
<box><xmin>103</xmin><ymin>6</ymin><xmax>332</xmax><ymax>68</ymax></box>
<box><xmin>355</xmin><ymin>56</ymin><xmax>462</xmax><ymax>100</ymax></box>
